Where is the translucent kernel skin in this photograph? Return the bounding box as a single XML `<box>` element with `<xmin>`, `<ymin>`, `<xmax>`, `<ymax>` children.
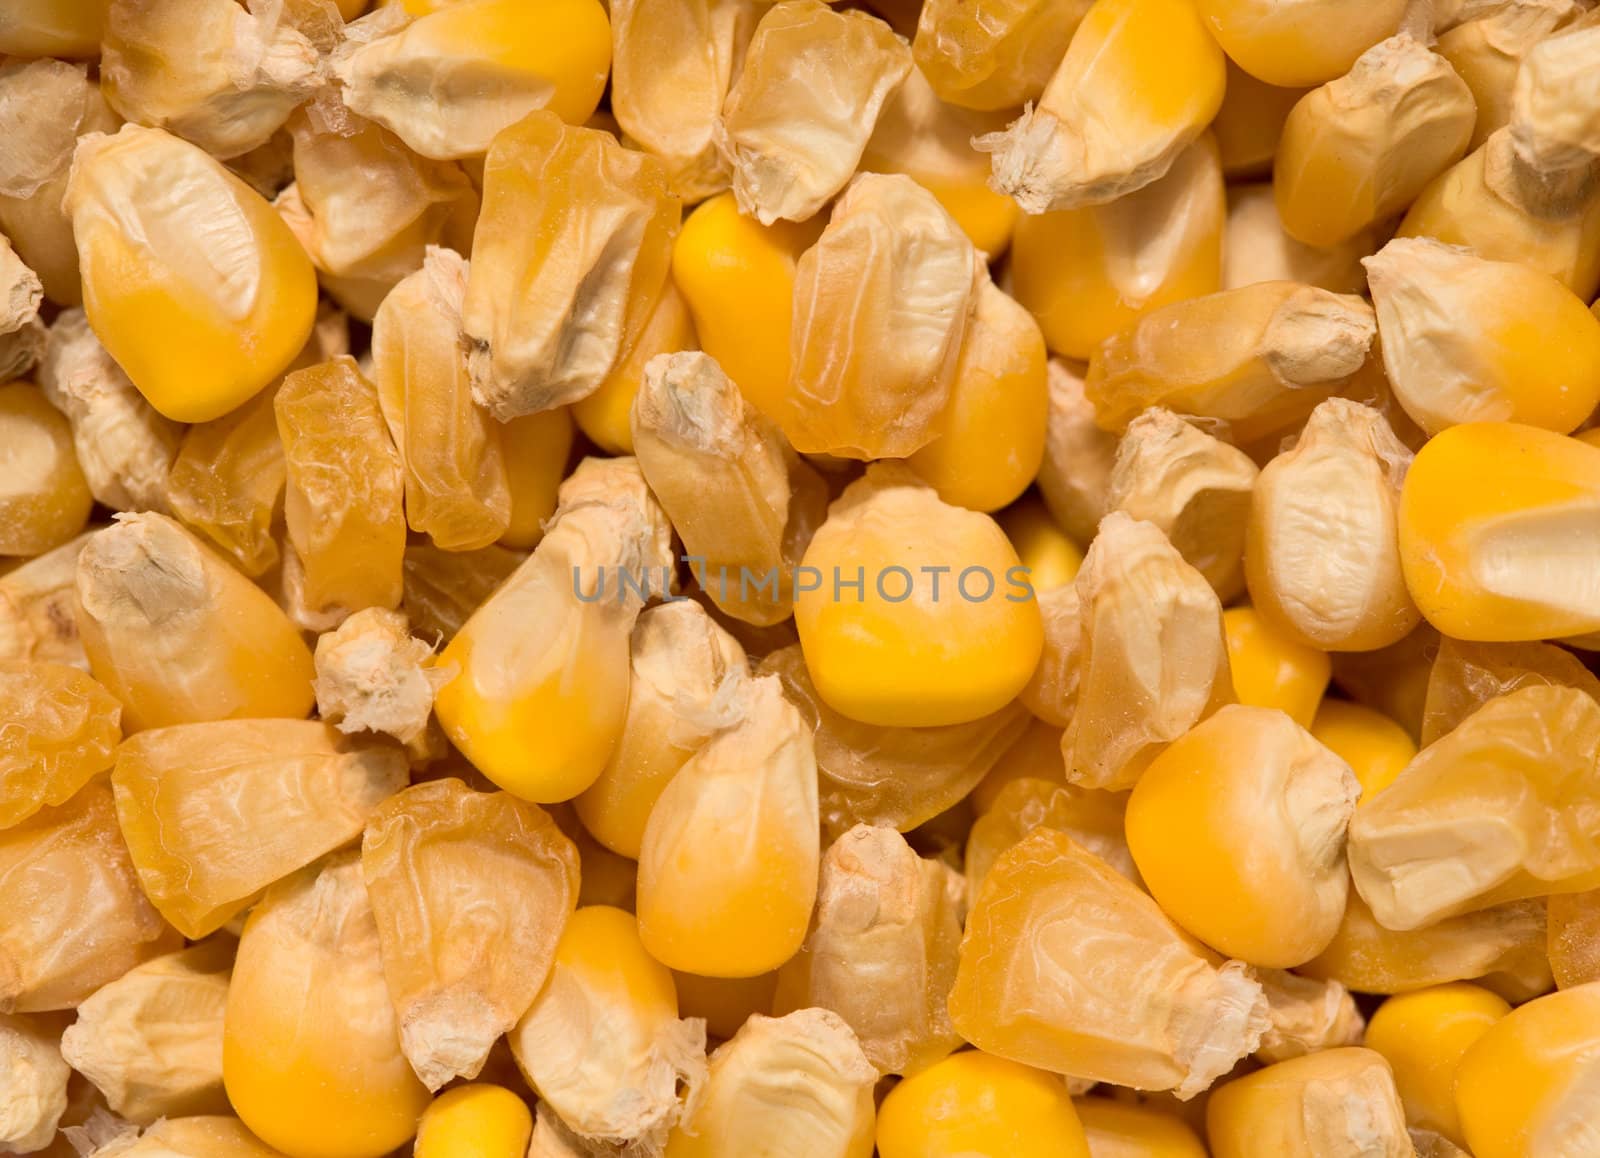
<box><xmin>0</xmin><ymin>1009</ymin><xmax>70</xmax><ymax>1152</ymax></box>
<box><xmin>1420</xmin><ymin>637</ymin><xmax>1600</xmax><ymax>747</ymax></box>
<box><xmin>0</xmin><ymin>381</ymin><xmax>93</xmax><ymax>558</ymax></box>
<box><xmin>912</xmin><ymin>0</ymin><xmax>1093</xmax><ymax>112</ymax></box>
<box><xmin>166</xmin><ymin>385</ymin><xmax>285</xmax><ymax>577</ymax></box>
<box><xmin>1205</xmin><ymin>1047</ymin><xmax>1411</xmax><ymax>1158</ymax></box>
<box><xmin>0</xmin><ymin>660</ymin><xmax>120</xmax><ymax>830</ymax></box>
<box><xmin>877</xmin><ymin>1050</ymin><xmax>1092</xmax><ymax>1158</ymax></box>
<box><xmin>965</xmin><ymin>776</ymin><xmax>1135</xmax><ymax>888</ymax></box>
<box><xmin>1548</xmin><ymin>889</ymin><xmax>1600</xmax><ymax>989</ymax></box>
<box><xmin>413</xmin><ymin>1084</ymin><xmax>532</xmax><ymax>1158</ymax></box>
<box><xmin>1073</xmin><ymin>1098</ymin><xmax>1207</xmax><ymax>1158</ymax></box>
<box><xmin>64</xmin><ymin>124</ymin><xmax>318</xmax><ymax>424</ymax></box>
<box><xmin>0</xmin><ymin>533</ymin><xmax>93</xmax><ymax>669</ymax></box>
<box><xmin>401</xmin><ymin>542</ymin><xmax>526</xmax><ymax>644</ymax></box>
<box><xmin>79</xmin><ymin>1116</ymin><xmax>290</xmax><ymax>1157</ymax></box>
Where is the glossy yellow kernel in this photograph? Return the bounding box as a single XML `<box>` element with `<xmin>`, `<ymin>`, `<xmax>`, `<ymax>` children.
<box><xmin>498</xmin><ymin>409</ymin><xmax>575</xmax><ymax>550</ymax></box>
<box><xmin>1195</xmin><ymin>0</ymin><xmax>1408</xmax><ymax>87</ymax></box>
<box><xmin>1364</xmin><ymin>983</ymin><xmax>1509</xmax><ymax>1145</ymax></box>
<box><xmin>414</xmin><ymin>1085</ymin><xmax>533</xmax><ymax>1158</ymax></box>
<box><xmin>996</xmin><ymin>498</ymin><xmax>1084</xmax><ymax>594</ymax></box>
<box><xmin>1310</xmin><ymin>700</ymin><xmax>1417</xmax><ymax>803</ymax></box>
<box><xmin>1222</xmin><ymin>606</ymin><xmax>1331</xmax><ymax>729</ymax></box>
<box><xmin>876</xmin><ymin>1050</ymin><xmax>1091</xmax><ymax>1158</ymax></box>
<box><xmin>572</xmin><ymin>281</ymin><xmax>697</xmax><ymax>455</ymax></box>
<box><xmin>0</xmin><ymin>382</ymin><xmax>92</xmax><ymax>558</ymax></box>
<box><xmin>1073</xmin><ymin>1099</ymin><xmax>1208</xmax><ymax>1158</ymax></box>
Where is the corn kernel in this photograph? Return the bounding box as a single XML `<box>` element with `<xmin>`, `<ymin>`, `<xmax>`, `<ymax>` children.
<box><xmin>65</xmin><ymin>124</ymin><xmax>319</xmax><ymax>423</ymax></box>
<box><xmin>1507</xmin><ymin>21</ymin><xmax>1600</xmax><ymax>174</ymax></box>
<box><xmin>0</xmin><ymin>532</ymin><xmax>93</xmax><ymax>668</ymax></box>
<box><xmin>1421</xmin><ymin>636</ymin><xmax>1600</xmax><ymax>747</ymax></box>
<box><xmin>573</xmin><ymin>280</ymin><xmax>697</xmax><ymax>456</ymax></box>
<box><xmin>1311</xmin><ymin>699</ymin><xmax>1417</xmax><ymax>803</ymax></box>
<box><xmin>878</xmin><ymin>1050</ymin><xmax>1091</xmax><ymax>1158</ymax></box>
<box><xmin>1548</xmin><ymin>889</ymin><xmax>1600</xmax><ymax>988</ymax></box>
<box><xmin>0</xmin><ymin>234</ymin><xmax>44</xmax><ymax>384</ymax></box>
<box><xmin>1249</xmin><ymin>966</ymin><xmax>1363</xmax><ymax>1063</ymax></box>
<box><xmin>413</xmin><ymin>1084</ymin><xmax>532</xmax><ymax>1158</ymax></box>
<box><xmin>1073</xmin><ymin>1098</ymin><xmax>1207</xmax><ymax>1158</ymax></box>
<box><xmin>0</xmin><ymin>659</ymin><xmax>119</xmax><ymax>831</ymax></box>
<box><xmin>1038</xmin><ymin>359</ymin><xmax>1118</xmax><ymax>545</ymax></box>
<box><xmin>496</xmin><ymin>408</ymin><xmax>575</xmax><ymax>551</ymax></box>
<box><xmin>1328</xmin><ymin>623</ymin><xmax>1436</xmax><ymax>743</ymax></box>
<box><xmin>165</xmin><ymin>386</ymin><xmax>284</xmax><ymax>576</ymax></box>
<box><xmin>0</xmin><ymin>1010</ymin><xmax>70</xmax><ymax>1152</ymax></box>
<box><xmin>998</xmin><ymin>497</ymin><xmax>1084</xmax><ymax>593</ymax></box>
<box><xmin>1436</xmin><ymin>0</ymin><xmax>1582</xmax><ymax>151</ymax></box>
<box><xmin>1222</xmin><ymin>183</ymin><xmax>1375</xmax><ymax>293</ymax></box>
<box><xmin>671</xmin><ymin>971</ymin><xmax>778</xmax><ymax>1042</ymax></box>
<box><xmin>400</xmin><ymin>541</ymin><xmax>525</xmax><ymax>644</ymax></box>
<box><xmin>88</xmin><ymin>1116</ymin><xmax>289</xmax><ymax>1157</ymax></box>
<box><xmin>1397</xmin><ymin>421</ymin><xmax>1600</xmax><ymax>640</ymax></box>
<box><xmin>0</xmin><ymin>381</ymin><xmax>93</xmax><ymax>558</ymax></box>
<box><xmin>1222</xmin><ymin>605</ymin><xmax>1330</xmax><ymax>729</ymax></box>
<box><xmin>911</xmin><ymin>0</ymin><xmax>1092</xmax><ymax>112</ymax></box>
<box><xmin>0</xmin><ymin>0</ymin><xmax>107</xmax><ymax>57</ymax></box>
<box><xmin>1020</xmin><ymin>584</ymin><xmax>1080</xmax><ymax>727</ymax></box>
<box><xmin>1194</xmin><ymin>0</ymin><xmax>1407</xmax><ymax>87</ymax></box>
<box><xmin>1212</xmin><ymin>62</ymin><xmax>1306</xmax><ymax>177</ymax></box>
<box><xmin>965</xmin><ymin>775</ymin><xmax>1134</xmax><ymax>887</ymax></box>
<box><xmin>1205</xmin><ymin>1047</ymin><xmax>1410</xmax><ymax>1157</ymax></box>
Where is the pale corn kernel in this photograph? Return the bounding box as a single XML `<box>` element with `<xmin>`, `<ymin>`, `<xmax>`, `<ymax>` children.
<box><xmin>164</xmin><ymin>386</ymin><xmax>284</xmax><ymax>576</ymax></box>
<box><xmin>0</xmin><ymin>532</ymin><xmax>93</xmax><ymax>668</ymax></box>
<box><xmin>0</xmin><ymin>659</ymin><xmax>119</xmax><ymax>831</ymax></box>
<box><xmin>1212</xmin><ymin>61</ymin><xmax>1307</xmax><ymax>177</ymax></box>
<box><xmin>85</xmin><ymin>1116</ymin><xmax>287</xmax><ymax>1157</ymax></box>
<box><xmin>978</xmin><ymin>0</ymin><xmax>1226</xmax><ymax>213</ymax></box>
<box><xmin>59</xmin><ymin>938</ymin><xmax>233</xmax><ymax>1124</ymax></box>
<box><xmin>912</xmin><ymin>0</ymin><xmax>1092</xmax><ymax>111</ymax></box>
<box><xmin>1311</xmin><ymin>699</ymin><xmax>1417</xmax><ymax>803</ymax></box>
<box><xmin>998</xmin><ymin>497</ymin><xmax>1083</xmax><ymax>594</ymax></box>
<box><xmin>525</xmin><ymin>1104</ymin><xmax>592</xmax><ymax>1158</ymax></box>
<box><xmin>400</xmin><ymin>542</ymin><xmax>525</xmax><ymax>643</ymax></box>
<box><xmin>1350</xmin><ymin>685</ymin><xmax>1600</xmax><ymax>930</ymax></box>
<box><xmin>760</xmin><ymin>642</ymin><xmax>1030</xmax><ymax>837</ymax></box>
<box><xmin>1065</xmin><ymin>513</ymin><xmax>1233</xmax><ymax>791</ymax></box>
<box><xmin>573</xmin><ymin>281</ymin><xmax>697</xmax><ymax>456</ymax></box>
<box><xmin>0</xmin><ymin>1011</ymin><xmax>70</xmax><ymax>1152</ymax></box>
<box><xmin>462</xmin><ymin>111</ymin><xmax>680</xmax><ymax>420</ymax></box>
<box><xmin>858</xmin><ymin>66</ymin><xmax>1019</xmax><ymax>256</ymax></box>
<box><xmin>671</xmin><ymin>193</ymin><xmax>822</xmax><ymax>425</ymax></box>
<box><xmin>75</xmin><ymin>513</ymin><xmax>316</xmax><ymax>731</ymax></box>
<box><xmin>1072</xmin><ymin>1099</ymin><xmax>1206</xmax><ymax>1158</ymax></box>
<box><xmin>0</xmin><ymin>234</ymin><xmax>45</xmax><ymax>384</ymax></box>
<box><xmin>1455</xmin><ymin>983</ymin><xmax>1600</xmax><ymax>1158</ymax></box>
<box><xmin>1397</xmin><ymin>422</ymin><xmax>1600</xmax><ymax>641</ymax></box>
<box><xmin>1549</xmin><ymin>890</ymin><xmax>1600</xmax><ymax>988</ymax></box>
<box><xmin>1011</xmin><ymin>134</ymin><xmax>1225</xmax><ymax>361</ymax></box>
<box><xmin>371</xmin><ymin>247</ymin><xmax>510</xmax><ymax>550</ymax></box>
<box><xmin>948</xmin><ymin>828</ymin><xmax>1269</xmax><ymax>1097</ymax></box>
<box><xmin>1364</xmin><ymin>983</ymin><xmax>1509</xmax><ymax>1145</ymax></box>
<box><xmin>498</xmin><ymin>409</ymin><xmax>576</xmax><ymax>551</ymax></box>
<box><xmin>1037</xmin><ymin>359</ymin><xmax>1118</xmax><ymax>545</ymax></box>
<box><xmin>223</xmin><ymin>854</ymin><xmax>431</xmax><ymax>1158</ymax></box>
<box><xmin>433</xmin><ymin>457</ymin><xmax>674</xmax><ymax>803</ymax></box>
<box><xmin>1020</xmin><ymin>584</ymin><xmax>1080</xmax><ymax>726</ymax></box>
<box><xmin>575</xmin><ymin>601</ymin><xmax>748</xmax><ymax>859</ymax></box>
<box><xmin>1437</xmin><ymin>0</ymin><xmax>1583</xmax><ymax>150</ymax></box>
<box><xmin>361</xmin><ymin>778</ymin><xmax>579</xmax><ymax>1090</ymax></box>
<box><xmin>1245</xmin><ymin>397</ymin><xmax>1420</xmax><ymax>651</ymax></box>
<box><xmin>1274</xmin><ymin>35</ymin><xmax>1475</xmax><ymax>248</ymax></box>
<box><xmin>509</xmin><ymin>906</ymin><xmax>706</xmax><ymax>1152</ymax></box>
<box><xmin>785</xmin><ymin>173</ymin><xmax>982</xmax><ymax>460</ymax></box>
<box><xmin>1194</xmin><ymin>0</ymin><xmax>1408</xmax><ymax>87</ymax></box>
<box><xmin>1222</xmin><ymin>605</ymin><xmax>1330</xmax><ymax>729</ymax></box>
<box><xmin>113</xmin><ymin>719</ymin><xmax>407</xmax><ymax>939</ymax></box>
<box><xmin>1127</xmin><ymin>704</ymin><xmax>1358</xmax><ymax>967</ymax></box>
<box><xmin>775</xmin><ymin>825</ymin><xmax>963</xmax><ymax>1076</ymax></box>
<box><xmin>1366</xmin><ymin>238</ymin><xmax>1600</xmax><ymax>435</ymax></box>
<box><xmin>0</xmin><ymin>382</ymin><xmax>92</xmax><ymax>558</ymax></box>
<box><xmin>1107</xmin><ymin>407</ymin><xmax>1258</xmax><ymax>602</ymax></box>
<box><xmin>1084</xmin><ymin>280</ymin><xmax>1379</xmax><ymax>446</ymax></box>
<box><xmin>664</xmin><ymin>1008</ymin><xmax>876</xmax><ymax>1158</ymax></box>
<box><xmin>610</xmin><ymin>0</ymin><xmax>759</xmax><ymax>201</ymax></box>
<box><xmin>907</xmin><ymin>278</ymin><xmax>1048</xmax><ymax>512</ymax></box>
<box><xmin>1508</xmin><ymin>21</ymin><xmax>1600</xmax><ymax>173</ymax></box>
<box><xmin>1205</xmin><ymin>1048</ymin><xmax>1410</xmax><ymax>1158</ymax></box>
<box><xmin>64</xmin><ymin>124</ymin><xmax>319</xmax><ymax>424</ymax></box>
<box><xmin>878</xmin><ymin>1051</ymin><xmax>1091</xmax><ymax>1158</ymax></box>
<box><xmin>794</xmin><ymin>465</ymin><xmax>1042</xmax><ymax>729</ymax></box>
<box><xmin>38</xmin><ymin>309</ymin><xmax>183</xmax><ymax>515</ymax></box>
<box><xmin>334</xmin><ymin>0</ymin><xmax>611</xmax><ymax>161</ymax></box>
<box><xmin>1421</xmin><ymin>637</ymin><xmax>1600</xmax><ymax>747</ymax></box>
<box><xmin>637</xmin><ymin>674</ymin><xmax>819</xmax><ymax>978</ymax></box>
<box><xmin>556</xmin><ymin>805</ymin><xmax>640</xmax><ymax>914</ymax></box>
<box><xmin>1222</xmin><ymin>183</ymin><xmax>1374</xmax><ymax>294</ymax></box>
<box><xmin>1329</xmin><ymin>623</ymin><xmax>1437</xmax><ymax>743</ymax></box>
<box><xmin>714</xmin><ymin>0</ymin><xmax>911</xmax><ymax>225</ymax></box>
<box><xmin>312</xmin><ymin>608</ymin><xmax>449</xmax><ymax>750</ymax></box>
<box><xmin>964</xmin><ymin>775</ymin><xmax>1134</xmax><ymax>887</ymax></box>
<box><xmin>0</xmin><ymin>0</ymin><xmax>107</xmax><ymax>57</ymax></box>
<box><xmin>100</xmin><ymin>0</ymin><xmax>318</xmax><ymax>160</ymax></box>
<box><xmin>1249</xmin><ymin>966</ymin><xmax>1363</xmax><ymax>1064</ymax></box>
<box><xmin>0</xmin><ymin>780</ymin><xmax>179</xmax><ymax>1013</ymax></box>
<box><xmin>413</xmin><ymin>1084</ymin><xmax>531</xmax><ymax>1158</ymax></box>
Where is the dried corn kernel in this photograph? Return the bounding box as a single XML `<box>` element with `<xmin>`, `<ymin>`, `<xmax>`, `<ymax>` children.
<box><xmin>965</xmin><ymin>776</ymin><xmax>1134</xmax><ymax>887</ymax></box>
<box><xmin>1212</xmin><ymin>62</ymin><xmax>1306</xmax><ymax>177</ymax></box>
<box><xmin>1250</xmin><ymin>966</ymin><xmax>1363</xmax><ymax>1063</ymax></box>
<box><xmin>0</xmin><ymin>533</ymin><xmax>92</xmax><ymax>668</ymax></box>
<box><xmin>65</xmin><ymin>124</ymin><xmax>319</xmax><ymax>424</ymax></box>
<box><xmin>224</xmin><ymin>853</ymin><xmax>431</xmax><ymax>1158</ymax></box>
<box><xmin>1222</xmin><ymin>182</ymin><xmax>1374</xmax><ymax>294</ymax></box>
<box><xmin>1311</xmin><ymin>699</ymin><xmax>1417</xmax><ymax>803</ymax></box>
<box><xmin>1329</xmin><ymin>623</ymin><xmax>1437</xmax><ymax>743</ymax></box>
<box><xmin>463</xmin><ymin>111</ymin><xmax>679</xmax><ymax>420</ymax></box>
<box><xmin>0</xmin><ymin>381</ymin><xmax>93</xmax><ymax>558</ymax></box>
<box><xmin>113</xmin><ymin>719</ymin><xmax>407</xmax><ymax>938</ymax></box>
<box><xmin>86</xmin><ymin>1116</ymin><xmax>287</xmax><ymax>1158</ymax></box>
<box><xmin>1548</xmin><ymin>889</ymin><xmax>1600</xmax><ymax>988</ymax></box>
<box><xmin>0</xmin><ymin>660</ymin><xmax>119</xmax><ymax>830</ymax></box>
<box><xmin>401</xmin><ymin>542</ymin><xmax>524</xmax><ymax>643</ymax></box>
<box><xmin>1437</xmin><ymin>0</ymin><xmax>1582</xmax><ymax>151</ymax></box>
<box><xmin>1073</xmin><ymin>1099</ymin><xmax>1207</xmax><ymax>1158</ymax></box>
<box><xmin>361</xmin><ymin>778</ymin><xmax>578</xmax><ymax>1090</ymax></box>
<box><xmin>1421</xmin><ymin>636</ymin><xmax>1600</xmax><ymax>747</ymax></box>
<box><xmin>0</xmin><ymin>780</ymin><xmax>178</xmax><ymax>1012</ymax></box>
<box><xmin>75</xmin><ymin>513</ymin><xmax>316</xmax><ymax>731</ymax></box>
<box><xmin>1019</xmin><ymin>585</ymin><xmax>1080</xmax><ymax>727</ymax></box>
<box><xmin>1038</xmin><ymin>360</ymin><xmax>1118</xmax><ymax>545</ymax></box>
<box><xmin>413</xmin><ymin>1084</ymin><xmax>531</xmax><ymax>1158</ymax></box>
<box><xmin>1206</xmin><ymin>1047</ymin><xmax>1410</xmax><ymax>1158</ymax></box>
<box><xmin>165</xmin><ymin>386</ymin><xmax>284</xmax><ymax>576</ymax></box>
<box><xmin>0</xmin><ymin>1011</ymin><xmax>70</xmax><ymax>1152</ymax></box>
<box><xmin>312</xmin><ymin>608</ymin><xmax>448</xmax><ymax>749</ymax></box>
<box><xmin>0</xmin><ymin>0</ymin><xmax>107</xmax><ymax>57</ymax></box>
<box><xmin>335</xmin><ymin>0</ymin><xmax>611</xmax><ymax>160</ymax></box>
<box><xmin>877</xmin><ymin>1050</ymin><xmax>1091</xmax><ymax>1158</ymax></box>
<box><xmin>573</xmin><ymin>281</ymin><xmax>696</xmax><ymax>456</ymax></box>
<box><xmin>1507</xmin><ymin>20</ymin><xmax>1600</xmax><ymax>174</ymax></box>
<box><xmin>509</xmin><ymin>906</ymin><xmax>705</xmax><ymax>1152</ymax></box>
<box><xmin>0</xmin><ymin>234</ymin><xmax>44</xmax><ymax>384</ymax></box>
<box><xmin>498</xmin><ymin>409</ymin><xmax>576</xmax><ymax>550</ymax></box>
<box><xmin>1222</xmin><ymin>605</ymin><xmax>1330</xmax><ymax>728</ymax></box>
<box><xmin>1194</xmin><ymin>0</ymin><xmax>1408</xmax><ymax>87</ymax></box>
<box><xmin>1397</xmin><ymin>421</ymin><xmax>1600</xmax><ymax>641</ymax></box>
<box><xmin>912</xmin><ymin>0</ymin><xmax>1092</xmax><ymax>111</ymax></box>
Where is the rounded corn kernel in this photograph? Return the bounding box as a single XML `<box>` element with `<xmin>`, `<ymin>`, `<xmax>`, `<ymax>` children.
<box><xmin>413</xmin><ymin>1085</ymin><xmax>533</xmax><ymax>1158</ymax></box>
<box><xmin>1221</xmin><ymin>606</ymin><xmax>1330</xmax><ymax>729</ymax></box>
<box><xmin>876</xmin><ymin>1050</ymin><xmax>1091</xmax><ymax>1158</ymax></box>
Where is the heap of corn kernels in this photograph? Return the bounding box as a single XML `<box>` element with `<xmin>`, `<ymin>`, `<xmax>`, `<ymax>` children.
<box><xmin>2</xmin><ymin>0</ymin><xmax>1600</xmax><ymax>1154</ymax></box>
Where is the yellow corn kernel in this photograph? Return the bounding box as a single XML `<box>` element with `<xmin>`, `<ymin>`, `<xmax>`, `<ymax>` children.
<box><xmin>1073</xmin><ymin>1099</ymin><xmax>1207</xmax><ymax>1158</ymax></box>
<box><xmin>0</xmin><ymin>1010</ymin><xmax>70</xmax><ymax>1152</ymax></box>
<box><xmin>1038</xmin><ymin>359</ymin><xmax>1118</xmax><ymax>545</ymax></box>
<box><xmin>715</xmin><ymin>0</ymin><xmax>910</xmax><ymax>225</ymax></box>
<box><xmin>463</xmin><ymin>111</ymin><xmax>679</xmax><ymax>420</ymax></box>
<box><xmin>1195</xmin><ymin>0</ymin><xmax>1407</xmax><ymax>87</ymax></box>
<box><xmin>1455</xmin><ymin>983</ymin><xmax>1600</xmax><ymax>1158</ymax></box>
<box><xmin>0</xmin><ymin>532</ymin><xmax>93</xmax><ymax>668</ymax></box>
<box><xmin>636</xmin><ymin>674</ymin><xmax>819</xmax><ymax>977</ymax></box>
<box><xmin>997</xmin><ymin>497</ymin><xmax>1084</xmax><ymax>594</ymax></box>
<box><xmin>75</xmin><ymin>513</ymin><xmax>316</xmax><ymax>731</ymax></box>
<box><xmin>858</xmin><ymin>66</ymin><xmax>1019</xmax><ymax>256</ymax></box>
<box><xmin>1398</xmin><ymin>422</ymin><xmax>1600</xmax><ymax>640</ymax></box>
<box><xmin>575</xmin><ymin>601</ymin><xmax>748</xmax><ymax>859</ymax></box>
<box><xmin>786</xmin><ymin>174</ymin><xmax>982</xmax><ymax>460</ymax></box>
<box><xmin>1421</xmin><ymin>637</ymin><xmax>1600</xmax><ymax>747</ymax></box>
<box><xmin>1127</xmin><ymin>704</ymin><xmax>1358</xmax><ymax>967</ymax></box>
<box><xmin>1246</xmin><ymin>398</ymin><xmax>1421</xmax><ymax>651</ymax></box>
<box><xmin>414</xmin><ymin>1085</ymin><xmax>532</xmax><ymax>1158</ymax></box>
<box><xmin>1085</xmin><ymin>281</ymin><xmax>1378</xmax><ymax>445</ymax></box>
<box><xmin>1107</xmin><ymin>407</ymin><xmax>1258</xmax><ymax>602</ymax></box>
<box><xmin>907</xmin><ymin>279</ymin><xmax>1049</xmax><ymax>512</ymax></box>
<box><xmin>165</xmin><ymin>385</ymin><xmax>284</xmax><ymax>576</ymax></box>
<box><xmin>1580</xmin><ymin>425</ymin><xmax>1600</xmax><ymax>448</ymax></box>
<box><xmin>224</xmin><ymin>854</ymin><xmax>431</xmax><ymax>1158</ymax></box>
<box><xmin>1549</xmin><ymin>889</ymin><xmax>1600</xmax><ymax>988</ymax></box>
<box><xmin>1206</xmin><ymin>1048</ymin><xmax>1410</xmax><ymax>1157</ymax></box>
<box><xmin>0</xmin><ymin>660</ymin><xmax>120</xmax><ymax>830</ymax></box>
<box><xmin>1222</xmin><ymin>606</ymin><xmax>1330</xmax><ymax>729</ymax></box>
<box><xmin>64</xmin><ymin>124</ymin><xmax>318</xmax><ymax>423</ymax></box>
<box><xmin>0</xmin><ymin>235</ymin><xmax>44</xmax><ymax>384</ymax></box>
<box><xmin>335</xmin><ymin>0</ymin><xmax>609</xmax><ymax>160</ymax></box>
<box><xmin>1507</xmin><ymin>20</ymin><xmax>1600</xmax><ymax>174</ymax></box>
<box><xmin>1364</xmin><ymin>983</ymin><xmax>1509</xmax><ymax>1145</ymax></box>
<box><xmin>1013</xmin><ymin>135</ymin><xmax>1224</xmax><ymax>362</ymax></box>
<box><xmin>1212</xmin><ymin>61</ymin><xmax>1307</xmax><ymax>177</ymax></box>
<box><xmin>878</xmin><ymin>1051</ymin><xmax>1091</xmax><ymax>1158</ymax></box>
<box><xmin>671</xmin><ymin>970</ymin><xmax>778</xmax><ymax>1042</ymax></box>
<box><xmin>965</xmin><ymin>776</ymin><xmax>1134</xmax><ymax>887</ymax></box>
<box><xmin>665</xmin><ymin>1008</ymin><xmax>875</xmax><ymax>1158</ymax></box>
<box><xmin>1066</xmin><ymin>513</ymin><xmax>1233</xmax><ymax>791</ymax></box>
<box><xmin>1250</xmin><ymin>965</ymin><xmax>1364</xmax><ymax>1063</ymax></box>
<box><xmin>979</xmin><ymin>0</ymin><xmax>1225</xmax><ymax>213</ymax></box>
<box><xmin>1223</xmin><ymin>183</ymin><xmax>1375</xmax><ymax>293</ymax></box>
<box><xmin>1274</xmin><ymin>35</ymin><xmax>1474</xmax><ymax>248</ymax></box>
<box><xmin>795</xmin><ymin>465</ymin><xmax>1043</xmax><ymax>729</ymax></box>
<box><xmin>497</xmin><ymin>408</ymin><xmax>575</xmax><ymax>551</ymax></box>
<box><xmin>911</xmin><ymin>0</ymin><xmax>1092</xmax><ymax>111</ymax></box>
<box><xmin>0</xmin><ymin>382</ymin><xmax>92</xmax><ymax>557</ymax></box>
<box><xmin>949</xmin><ymin>827</ymin><xmax>1269</xmax><ymax>1096</ymax></box>
<box><xmin>573</xmin><ymin>280</ymin><xmax>697</xmax><ymax>456</ymax></box>
<box><xmin>1020</xmin><ymin>584</ymin><xmax>1080</xmax><ymax>727</ymax></box>
<box><xmin>0</xmin><ymin>0</ymin><xmax>107</xmax><ymax>57</ymax></box>
<box><xmin>81</xmin><ymin>1117</ymin><xmax>288</xmax><ymax>1157</ymax></box>
<box><xmin>1311</xmin><ymin>700</ymin><xmax>1416</xmax><ymax>803</ymax></box>
<box><xmin>1328</xmin><ymin>623</ymin><xmax>1436</xmax><ymax>743</ymax></box>
<box><xmin>1436</xmin><ymin>0</ymin><xmax>1582</xmax><ymax>151</ymax></box>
